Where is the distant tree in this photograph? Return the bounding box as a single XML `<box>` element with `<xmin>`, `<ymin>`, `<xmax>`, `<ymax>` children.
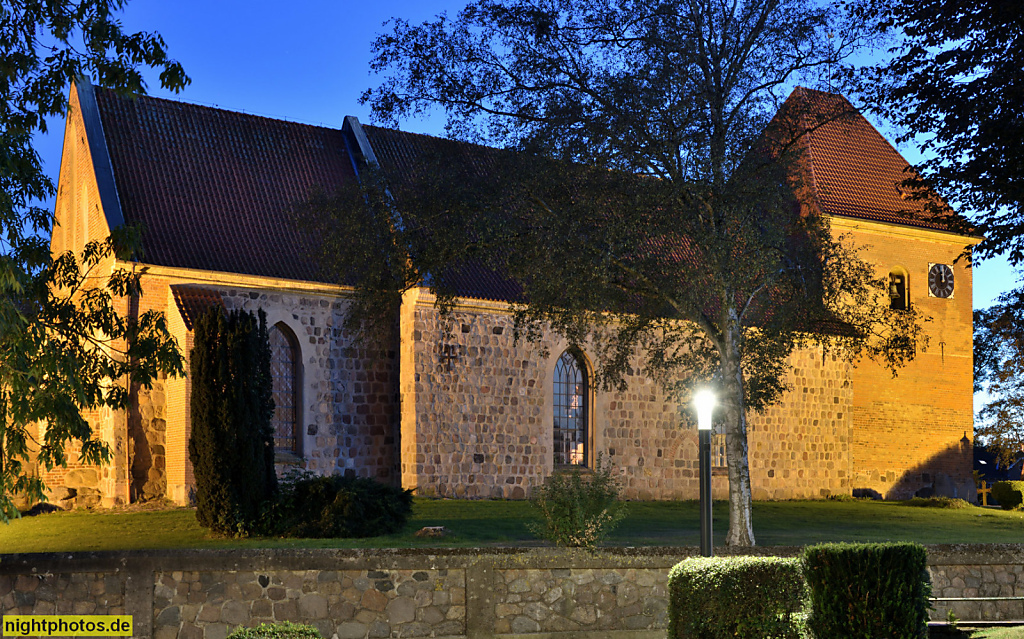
<box><xmin>858</xmin><ymin>0</ymin><xmax>1022</xmax><ymax>258</ymax></box>
<box><xmin>303</xmin><ymin>0</ymin><xmax>927</xmax><ymax>547</ymax></box>
<box><xmin>0</xmin><ymin>1</ymin><xmax>188</xmax><ymax>522</ymax></box>
<box><xmin>188</xmin><ymin>308</ymin><xmax>276</xmax><ymax>535</ymax></box>
<box><xmin>975</xmin><ymin>289</ymin><xmax>1024</xmax><ymax>464</ymax></box>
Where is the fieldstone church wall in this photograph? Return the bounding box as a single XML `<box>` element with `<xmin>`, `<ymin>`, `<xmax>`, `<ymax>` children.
<box><xmin>401</xmin><ymin>293</ymin><xmax>853</xmax><ymax>501</ymax></box>
<box><xmin>43</xmin><ymin>275</ymin><xmax>402</xmax><ymax>508</ymax></box>
<box><xmin>215</xmin><ymin>287</ymin><xmax>399</xmax><ymax>483</ymax></box>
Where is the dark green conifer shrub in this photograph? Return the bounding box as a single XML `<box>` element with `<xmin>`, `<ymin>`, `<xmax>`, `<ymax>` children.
<box><xmin>274</xmin><ymin>471</ymin><xmax>413</xmax><ymax>538</ymax></box>
<box><xmin>189</xmin><ymin>307</ymin><xmax>276</xmax><ymax>535</ymax></box>
<box><xmin>667</xmin><ymin>556</ymin><xmax>805</xmax><ymax>639</ymax></box>
<box><xmin>802</xmin><ymin>542</ymin><xmax>931</xmax><ymax>639</ymax></box>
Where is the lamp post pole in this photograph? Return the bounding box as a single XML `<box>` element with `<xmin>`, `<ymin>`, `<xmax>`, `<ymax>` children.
<box><xmin>694</xmin><ymin>390</ymin><xmax>716</xmax><ymax>557</ymax></box>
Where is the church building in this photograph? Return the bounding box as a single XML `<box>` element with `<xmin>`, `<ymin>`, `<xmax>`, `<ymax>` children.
<box><xmin>41</xmin><ymin>79</ymin><xmax>978</xmax><ymax>508</ymax></box>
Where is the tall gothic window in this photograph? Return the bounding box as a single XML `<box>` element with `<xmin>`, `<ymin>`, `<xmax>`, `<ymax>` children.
<box><xmin>269</xmin><ymin>324</ymin><xmax>299</xmax><ymax>454</ymax></box>
<box><xmin>553</xmin><ymin>349</ymin><xmax>589</xmax><ymax>466</ymax></box>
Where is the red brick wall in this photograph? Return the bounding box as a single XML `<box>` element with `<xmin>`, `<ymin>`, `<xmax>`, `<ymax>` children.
<box><xmin>841</xmin><ymin>220</ymin><xmax>975</xmax><ymax>499</ymax></box>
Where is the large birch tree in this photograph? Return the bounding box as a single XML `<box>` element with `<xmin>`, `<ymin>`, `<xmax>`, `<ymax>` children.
<box><xmin>307</xmin><ymin>0</ymin><xmax>926</xmax><ymax>546</ymax></box>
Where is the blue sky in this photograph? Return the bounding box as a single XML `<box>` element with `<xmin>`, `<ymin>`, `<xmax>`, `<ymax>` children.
<box><xmin>37</xmin><ymin>0</ymin><xmax>1018</xmax><ymax>312</ymax></box>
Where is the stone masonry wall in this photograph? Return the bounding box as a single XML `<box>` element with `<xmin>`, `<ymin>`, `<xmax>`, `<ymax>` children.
<box><xmin>216</xmin><ymin>287</ymin><xmax>399</xmax><ymax>483</ymax></box>
<box><xmin>152</xmin><ymin>568</ymin><xmax>465</xmax><ymax>639</ymax></box>
<box><xmin>928</xmin><ymin>546</ymin><xmax>1024</xmax><ymax>623</ymax></box>
<box><xmin>492</xmin><ymin>567</ymin><xmax>667</xmax><ymax>634</ymax></box>
<box><xmin>2</xmin><ymin>546</ymin><xmax>1021</xmax><ymax>639</ymax></box>
<box><xmin>404</xmin><ymin>297</ymin><xmax>853</xmax><ymax>501</ymax></box>
<box><xmin>1</xmin><ymin>571</ymin><xmax>126</xmax><ymax>616</ymax></box>
<box><xmin>746</xmin><ymin>347</ymin><xmax>853</xmax><ymax>500</ymax></box>
<box><xmin>402</xmin><ymin>300</ymin><xmax>547</xmax><ymax>499</ymax></box>
<box><xmin>130</xmin><ymin>378</ymin><xmax>168</xmax><ymax>502</ymax></box>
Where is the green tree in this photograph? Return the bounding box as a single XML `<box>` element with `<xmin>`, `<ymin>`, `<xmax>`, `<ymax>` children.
<box><xmin>862</xmin><ymin>2</ymin><xmax>1024</xmax><ymax>466</ymax></box>
<box><xmin>0</xmin><ymin>1</ymin><xmax>188</xmax><ymax>521</ymax></box>
<box><xmin>307</xmin><ymin>0</ymin><xmax>926</xmax><ymax>546</ymax></box>
<box><xmin>189</xmin><ymin>308</ymin><xmax>276</xmax><ymax>535</ymax></box>
<box><xmin>857</xmin><ymin>0</ymin><xmax>1023</xmax><ymax>256</ymax></box>
<box><xmin>974</xmin><ymin>289</ymin><xmax>1024</xmax><ymax>464</ymax></box>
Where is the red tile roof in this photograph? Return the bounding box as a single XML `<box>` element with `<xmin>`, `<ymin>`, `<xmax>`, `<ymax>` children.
<box><xmin>89</xmin><ymin>86</ymin><xmax>968</xmax><ymax>309</ymax></box>
<box><xmin>362</xmin><ymin>125</ymin><xmax>524</xmax><ymax>303</ymax></box>
<box><xmin>170</xmin><ymin>286</ymin><xmax>226</xmax><ymax>330</ymax></box>
<box><xmin>94</xmin><ymin>88</ymin><xmax>356</xmax><ymax>282</ymax></box>
<box><xmin>777</xmin><ymin>87</ymin><xmax>960</xmax><ymax>231</ymax></box>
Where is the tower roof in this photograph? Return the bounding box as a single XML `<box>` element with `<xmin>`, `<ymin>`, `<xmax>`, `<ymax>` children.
<box><xmin>775</xmin><ymin>87</ymin><xmax>962</xmax><ymax>231</ymax></box>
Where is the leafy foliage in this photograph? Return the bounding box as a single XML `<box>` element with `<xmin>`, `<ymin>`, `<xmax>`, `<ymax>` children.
<box><xmin>305</xmin><ymin>0</ymin><xmax>925</xmax><ymax>547</ymax></box>
<box><xmin>529</xmin><ymin>455</ymin><xmax>625</xmax><ymax>549</ymax></box>
<box><xmin>226</xmin><ymin>622</ymin><xmax>322</xmax><ymax>639</ymax></box>
<box><xmin>974</xmin><ymin>289</ymin><xmax>1024</xmax><ymax>464</ymax></box>
<box><xmin>990</xmin><ymin>481</ymin><xmax>1024</xmax><ymax>511</ymax></box>
<box><xmin>667</xmin><ymin>556</ymin><xmax>806</xmax><ymax>639</ymax></box>
<box><xmin>0</xmin><ymin>1</ymin><xmax>188</xmax><ymax>521</ymax></box>
<box><xmin>802</xmin><ymin>542</ymin><xmax>931</xmax><ymax>639</ymax></box>
<box><xmin>189</xmin><ymin>308</ymin><xmax>276</xmax><ymax>535</ymax></box>
<box><xmin>272</xmin><ymin>471</ymin><xmax>414</xmax><ymax>538</ymax></box>
<box><xmin>857</xmin><ymin>0</ymin><xmax>1023</xmax><ymax>260</ymax></box>
<box><xmin>902</xmin><ymin>496</ymin><xmax>972</xmax><ymax>509</ymax></box>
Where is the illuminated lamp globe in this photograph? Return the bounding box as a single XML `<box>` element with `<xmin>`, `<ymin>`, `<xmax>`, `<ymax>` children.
<box><xmin>693</xmin><ymin>390</ymin><xmax>716</xmax><ymax>431</ymax></box>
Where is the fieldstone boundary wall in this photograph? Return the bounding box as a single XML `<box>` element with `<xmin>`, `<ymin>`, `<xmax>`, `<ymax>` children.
<box><xmin>1</xmin><ymin>545</ymin><xmax>1021</xmax><ymax>639</ymax></box>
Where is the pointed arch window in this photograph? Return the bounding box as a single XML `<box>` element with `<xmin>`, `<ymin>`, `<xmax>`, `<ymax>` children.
<box><xmin>269</xmin><ymin>323</ymin><xmax>300</xmax><ymax>454</ymax></box>
<box><xmin>553</xmin><ymin>349</ymin><xmax>589</xmax><ymax>466</ymax></box>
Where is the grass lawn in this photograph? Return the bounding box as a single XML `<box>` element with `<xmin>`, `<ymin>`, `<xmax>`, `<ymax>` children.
<box><xmin>2</xmin><ymin>498</ymin><xmax>1024</xmax><ymax>553</ymax></box>
<box><xmin>970</xmin><ymin>628</ymin><xmax>1024</xmax><ymax>638</ymax></box>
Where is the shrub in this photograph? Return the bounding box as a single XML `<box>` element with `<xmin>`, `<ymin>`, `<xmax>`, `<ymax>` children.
<box><xmin>991</xmin><ymin>481</ymin><xmax>1024</xmax><ymax>510</ymax></box>
<box><xmin>189</xmin><ymin>308</ymin><xmax>277</xmax><ymax>536</ymax></box>
<box><xmin>226</xmin><ymin>621</ymin><xmax>321</xmax><ymax>638</ymax></box>
<box><xmin>274</xmin><ymin>471</ymin><xmax>413</xmax><ymax>538</ymax></box>
<box><xmin>852</xmin><ymin>488</ymin><xmax>883</xmax><ymax>500</ymax></box>
<box><xmin>904</xmin><ymin>496</ymin><xmax>973</xmax><ymax>509</ymax></box>
<box><xmin>667</xmin><ymin>556</ymin><xmax>805</xmax><ymax>639</ymax></box>
<box><xmin>529</xmin><ymin>455</ymin><xmax>625</xmax><ymax>549</ymax></box>
<box><xmin>802</xmin><ymin>542</ymin><xmax>931</xmax><ymax>639</ymax></box>
<box><xmin>827</xmin><ymin>493</ymin><xmax>855</xmax><ymax>502</ymax></box>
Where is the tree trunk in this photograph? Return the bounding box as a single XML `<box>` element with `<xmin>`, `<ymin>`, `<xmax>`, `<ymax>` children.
<box><xmin>721</xmin><ymin>318</ymin><xmax>755</xmax><ymax>547</ymax></box>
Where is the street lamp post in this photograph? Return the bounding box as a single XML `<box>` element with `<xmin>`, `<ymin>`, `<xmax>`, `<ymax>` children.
<box><xmin>693</xmin><ymin>389</ymin><xmax>716</xmax><ymax>557</ymax></box>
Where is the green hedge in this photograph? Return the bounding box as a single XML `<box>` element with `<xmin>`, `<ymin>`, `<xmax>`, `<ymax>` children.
<box><xmin>668</xmin><ymin>556</ymin><xmax>805</xmax><ymax>638</ymax></box>
<box><xmin>227</xmin><ymin>621</ymin><xmax>321</xmax><ymax>638</ymax></box>
<box><xmin>802</xmin><ymin>542</ymin><xmax>931</xmax><ymax>639</ymax></box>
<box><xmin>991</xmin><ymin>481</ymin><xmax>1024</xmax><ymax>510</ymax></box>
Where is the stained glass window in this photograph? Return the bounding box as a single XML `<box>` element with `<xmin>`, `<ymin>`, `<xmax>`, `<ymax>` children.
<box><xmin>553</xmin><ymin>350</ymin><xmax>588</xmax><ymax>466</ymax></box>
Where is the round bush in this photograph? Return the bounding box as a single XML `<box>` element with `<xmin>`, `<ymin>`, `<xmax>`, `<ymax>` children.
<box><xmin>274</xmin><ymin>472</ymin><xmax>414</xmax><ymax>538</ymax></box>
<box><xmin>992</xmin><ymin>481</ymin><xmax>1024</xmax><ymax>510</ymax></box>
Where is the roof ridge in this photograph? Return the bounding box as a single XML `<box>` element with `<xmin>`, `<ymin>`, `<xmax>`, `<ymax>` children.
<box><xmin>92</xmin><ymin>85</ymin><xmax>347</xmax><ymax>135</ymax></box>
<box><xmin>363</xmin><ymin>122</ymin><xmax>498</xmax><ymax>150</ymax></box>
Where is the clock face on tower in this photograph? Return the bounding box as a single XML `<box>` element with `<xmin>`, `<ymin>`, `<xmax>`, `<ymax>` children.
<box><xmin>928</xmin><ymin>263</ymin><xmax>954</xmax><ymax>298</ymax></box>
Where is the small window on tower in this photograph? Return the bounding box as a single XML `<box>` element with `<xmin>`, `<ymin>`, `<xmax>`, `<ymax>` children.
<box><xmin>889</xmin><ymin>267</ymin><xmax>909</xmax><ymax>311</ymax></box>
